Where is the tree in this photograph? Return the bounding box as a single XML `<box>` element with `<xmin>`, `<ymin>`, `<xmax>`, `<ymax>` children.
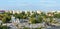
<box><xmin>49</xmin><ymin>16</ymin><xmax>53</xmax><ymax>23</ymax></box>
<box><xmin>54</xmin><ymin>13</ymin><xmax>60</xmax><ymax>18</ymax></box>
<box><xmin>2</xmin><ymin>17</ymin><xmax>6</xmax><ymax>23</ymax></box>
<box><xmin>0</xmin><ymin>14</ymin><xmax>11</xmax><ymax>23</ymax></box>
<box><xmin>13</xmin><ymin>11</ymin><xmax>27</xmax><ymax>19</ymax></box>
<box><xmin>23</xmin><ymin>27</ymin><xmax>30</xmax><ymax>29</ymax></box>
<box><xmin>2</xmin><ymin>26</ymin><xmax>7</xmax><ymax>29</ymax></box>
<box><xmin>27</xmin><ymin>11</ymin><xmax>30</xmax><ymax>17</ymax></box>
<box><xmin>37</xmin><ymin>16</ymin><xmax>43</xmax><ymax>23</ymax></box>
<box><xmin>0</xmin><ymin>25</ymin><xmax>2</xmax><ymax>29</ymax></box>
<box><xmin>30</xmin><ymin>12</ymin><xmax>37</xmax><ymax>18</ymax></box>
<box><xmin>29</xmin><ymin>18</ymin><xmax>37</xmax><ymax>24</ymax></box>
<box><xmin>36</xmin><ymin>12</ymin><xmax>47</xmax><ymax>23</ymax></box>
<box><xmin>5</xmin><ymin>15</ymin><xmax>11</xmax><ymax>23</ymax></box>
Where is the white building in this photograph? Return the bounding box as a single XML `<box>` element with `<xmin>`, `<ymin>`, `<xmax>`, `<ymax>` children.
<box><xmin>37</xmin><ymin>11</ymin><xmax>42</xmax><ymax>14</ymax></box>
<box><xmin>11</xmin><ymin>16</ymin><xmax>15</xmax><ymax>23</ymax></box>
<box><xmin>0</xmin><ymin>20</ymin><xmax>2</xmax><ymax>25</ymax></box>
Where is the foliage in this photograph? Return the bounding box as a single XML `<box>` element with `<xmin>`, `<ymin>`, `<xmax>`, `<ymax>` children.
<box><xmin>29</xmin><ymin>18</ymin><xmax>36</xmax><ymax>24</ymax></box>
<box><xmin>0</xmin><ymin>25</ymin><xmax>10</xmax><ymax>29</ymax></box>
<box><xmin>54</xmin><ymin>13</ymin><xmax>60</xmax><ymax>18</ymax></box>
<box><xmin>23</xmin><ymin>27</ymin><xmax>30</xmax><ymax>29</ymax></box>
<box><xmin>37</xmin><ymin>16</ymin><xmax>43</xmax><ymax>23</ymax></box>
<box><xmin>13</xmin><ymin>13</ymin><xmax>27</xmax><ymax>19</ymax></box>
<box><xmin>0</xmin><ymin>12</ymin><xmax>11</xmax><ymax>23</ymax></box>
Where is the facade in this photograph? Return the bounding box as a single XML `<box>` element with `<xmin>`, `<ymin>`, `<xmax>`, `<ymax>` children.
<box><xmin>0</xmin><ymin>20</ymin><xmax>2</xmax><ymax>25</ymax></box>
<box><xmin>37</xmin><ymin>11</ymin><xmax>42</xmax><ymax>14</ymax></box>
<box><xmin>0</xmin><ymin>10</ymin><xmax>5</xmax><ymax>13</ymax></box>
<box><xmin>46</xmin><ymin>12</ymin><xmax>54</xmax><ymax>16</ymax></box>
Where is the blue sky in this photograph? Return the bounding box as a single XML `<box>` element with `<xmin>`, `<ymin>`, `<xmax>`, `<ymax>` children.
<box><xmin>0</xmin><ymin>0</ymin><xmax>60</xmax><ymax>11</ymax></box>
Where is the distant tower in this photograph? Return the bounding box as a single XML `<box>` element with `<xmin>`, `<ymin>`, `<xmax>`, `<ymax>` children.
<box><xmin>0</xmin><ymin>20</ymin><xmax>2</xmax><ymax>25</ymax></box>
<box><xmin>15</xmin><ymin>18</ymin><xmax>20</xmax><ymax>24</ymax></box>
<box><xmin>11</xmin><ymin>16</ymin><xmax>20</xmax><ymax>24</ymax></box>
<box><xmin>11</xmin><ymin>16</ymin><xmax>15</xmax><ymax>23</ymax></box>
